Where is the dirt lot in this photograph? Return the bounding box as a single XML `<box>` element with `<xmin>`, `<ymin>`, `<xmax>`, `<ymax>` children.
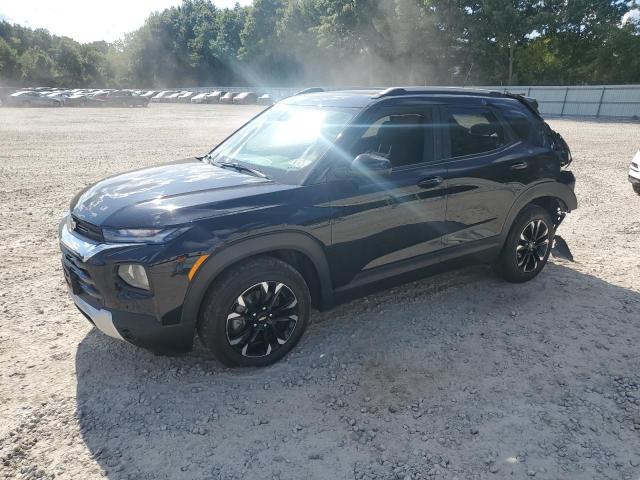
<box><xmin>1</xmin><ymin>104</ymin><xmax>639</xmax><ymax>480</ymax></box>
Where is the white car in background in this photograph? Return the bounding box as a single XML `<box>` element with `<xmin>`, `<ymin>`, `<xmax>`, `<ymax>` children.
<box><xmin>629</xmin><ymin>150</ymin><xmax>640</xmax><ymax>194</ymax></box>
<box><xmin>190</xmin><ymin>92</ymin><xmax>208</xmax><ymax>103</ymax></box>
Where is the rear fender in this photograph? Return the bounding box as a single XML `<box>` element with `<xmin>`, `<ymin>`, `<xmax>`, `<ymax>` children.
<box><xmin>500</xmin><ymin>181</ymin><xmax>577</xmax><ymax>241</ymax></box>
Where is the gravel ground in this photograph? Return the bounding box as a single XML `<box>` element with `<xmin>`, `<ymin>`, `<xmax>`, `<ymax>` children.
<box><xmin>1</xmin><ymin>104</ymin><xmax>639</xmax><ymax>480</ymax></box>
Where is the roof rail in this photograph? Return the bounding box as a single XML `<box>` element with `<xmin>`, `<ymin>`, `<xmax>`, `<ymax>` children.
<box><xmin>295</xmin><ymin>87</ymin><xmax>324</xmax><ymax>95</ymax></box>
<box><xmin>371</xmin><ymin>87</ymin><xmax>407</xmax><ymax>99</ymax></box>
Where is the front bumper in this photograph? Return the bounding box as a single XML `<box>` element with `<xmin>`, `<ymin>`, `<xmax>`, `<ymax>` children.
<box><xmin>71</xmin><ymin>291</ymin><xmax>124</xmax><ymax>340</ymax></box>
<box><xmin>59</xmin><ymin>222</ymin><xmax>196</xmax><ymax>353</ymax></box>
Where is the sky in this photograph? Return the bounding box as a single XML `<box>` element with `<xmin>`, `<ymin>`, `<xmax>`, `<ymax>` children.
<box><xmin>0</xmin><ymin>0</ymin><xmax>252</xmax><ymax>43</ymax></box>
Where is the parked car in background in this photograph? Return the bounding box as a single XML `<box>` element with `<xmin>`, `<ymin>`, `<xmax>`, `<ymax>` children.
<box><xmin>219</xmin><ymin>92</ymin><xmax>238</xmax><ymax>104</ymax></box>
<box><xmin>233</xmin><ymin>92</ymin><xmax>258</xmax><ymax>105</ymax></box>
<box><xmin>190</xmin><ymin>93</ymin><xmax>209</xmax><ymax>104</ymax></box>
<box><xmin>62</xmin><ymin>93</ymin><xmax>90</xmax><ymax>107</ymax></box>
<box><xmin>629</xmin><ymin>151</ymin><xmax>640</xmax><ymax>194</ymax></box>
<box><xmin>163</xmin><ymin>91</ymin><xmax>183</xmax><ymax>103</ymax></box>
<box><xmin>140</xmin><ymin>91</ymin><xmax>157</xmax><ymax>98</ymax></box>
<box><xmin>95</xmin><ymin>90</ymin><xmax>150</xmax><ymax>107</ymax></box>
<box><xmin>204</xmin><ymin>91</ymin><xmax>226</xmax><ymax>104</ymax></box>
<box><xmin>6</xmin><ymin>91</ymin><xmax>62</xmax><ymax>107</ymax></box>
<box><xmin>0</xmin><ymin>86</ymin><xmax>18</xmax><ymax>105</ymax></box>
<box><xmin>176</xmin><ymin>91</ymin><xmax>195</xmax><ymax>103</ymax></box>
<box><xmin>151</xmin><ymin>91</ymin><xmax>174</xmax><ymax>102</ymax></box>
<box><xmin>59</xmin><ymin>87</ymin><xmax>576</xmax><ymax>367</ymax></box>
<box><xmin>257</xmin><ymin>94</ymin><xmax>274</xmax><ymax>106</ymax></box>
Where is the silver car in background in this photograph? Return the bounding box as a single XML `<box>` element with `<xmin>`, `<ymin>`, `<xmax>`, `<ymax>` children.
<box><xmin>6</xmin><ymin>91</ymin><xmax>62</xmax><ymax>107</ymax></box>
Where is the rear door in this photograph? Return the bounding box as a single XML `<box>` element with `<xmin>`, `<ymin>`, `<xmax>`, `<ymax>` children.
<box><xmin>439</xmin><ymin>103</ymin><xmax>532</xmax><ymax>246</ymax></box>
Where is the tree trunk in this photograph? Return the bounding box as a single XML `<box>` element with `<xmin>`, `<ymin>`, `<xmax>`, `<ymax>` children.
<box><xmin>508</xmin><ymin>42</ymin><xmax>514</xmax><ymax>85</ymax></box>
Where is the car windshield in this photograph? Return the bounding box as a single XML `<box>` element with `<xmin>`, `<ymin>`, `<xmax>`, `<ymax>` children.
<box><xmin>206</xmin><ymin>103</ymin><xmax>357</xmax><ymax>184</ymax></box>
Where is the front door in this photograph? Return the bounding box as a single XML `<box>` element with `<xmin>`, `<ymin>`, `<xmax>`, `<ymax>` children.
<box><xmin>325</xmin><ymin>105</ymin><xmax>448</xmax><ymax>289</ymax></box>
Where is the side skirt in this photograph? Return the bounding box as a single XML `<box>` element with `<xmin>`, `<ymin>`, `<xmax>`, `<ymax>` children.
<box><xmin>331</xmin><ymin>239</ymin><xmax>502</xmax><ymax>306</ymax></box>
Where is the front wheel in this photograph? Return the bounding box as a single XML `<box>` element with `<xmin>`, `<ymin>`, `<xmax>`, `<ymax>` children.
<box><xmin>633</xmin><ymin>183</ymin><xmax>640</xmax><ymax>195</ymax></box>
<box><xmin>495</xmin><ymin>205</ymin><xmax>554</xmax><ymax>283</ymax></box>
<box><xmin>197</xmin><ymin>256</ymin><xmax>310</xmax><ymax>367</ymax></box>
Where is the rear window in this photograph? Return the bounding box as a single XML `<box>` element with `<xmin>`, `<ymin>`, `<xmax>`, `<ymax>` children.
<box><xmin>501</xmin><ymin>109</ymin><xmax>532</xmax><ymax>142</ymax></box>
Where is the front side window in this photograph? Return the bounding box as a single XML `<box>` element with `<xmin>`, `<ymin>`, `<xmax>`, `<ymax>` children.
<box><xmin>444</xmin><ymin>107</ymin><xmax>506</xmax><ymax>158</ymax></box>
<box><xmin>351</xmin><ymin>112</ymin><xmax>429</xmax><ymax>168</ymax></box>
<box><xmin>207</xmin><ymin>104</ymin><xmax>357</xmax><ymax>184</ymax></box>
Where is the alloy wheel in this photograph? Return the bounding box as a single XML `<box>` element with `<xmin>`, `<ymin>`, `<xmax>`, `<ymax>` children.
<box><xmin>226</xmin><ymin>282</ymin><xmax>299</xmax><ymax>357</ymax></box>
<box><xmin>516</xmin><ymin>219</ymin><xmax>550</xmax><ymax>273</ymax></box>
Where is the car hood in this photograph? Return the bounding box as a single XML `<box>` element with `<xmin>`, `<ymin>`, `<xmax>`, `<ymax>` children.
<box><xmin>71</xmin><ymin>158</ymin><xmax>295</xmax><ymax>227</ymax></box>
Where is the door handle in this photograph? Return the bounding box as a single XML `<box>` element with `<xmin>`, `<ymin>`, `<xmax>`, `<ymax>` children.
<box><xmin>510</xmin><ymin>161</ymin><xmax>528</xmax><ymax>170</ymax></box>
<box><xmin>417</xmin><ymin>176</ymin><xmax>443</xmax><ymax>189</ymax></box>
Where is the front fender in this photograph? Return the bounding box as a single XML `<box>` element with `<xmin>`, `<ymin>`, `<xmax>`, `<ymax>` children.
<box><xmin>179</xmin><ymin>231</ymin><xmax>334</xmax><ymax>331</ymax></box>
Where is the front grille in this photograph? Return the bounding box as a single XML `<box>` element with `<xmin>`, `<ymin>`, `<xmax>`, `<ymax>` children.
<box><xmin>72</xmin><ymin>216</ymin><xmax>103</xmax><ymax>242</ymax></box>
<box><xmin>62</xmin><ymin>251</ymin><xmax>102</xmax><ymax>301</ymax></box>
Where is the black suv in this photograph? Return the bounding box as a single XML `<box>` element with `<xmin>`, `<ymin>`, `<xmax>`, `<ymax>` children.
<box><xmin>59</xmin><ymin>87</ymin><xmax>576</xmax><ymax>366</ymax></box>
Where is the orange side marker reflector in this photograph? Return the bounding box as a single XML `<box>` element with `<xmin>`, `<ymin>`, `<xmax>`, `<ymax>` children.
<box><xmin>188</xmin><ymin>255</ymin><xmax>209</xmax><ymax>281</ymax></box>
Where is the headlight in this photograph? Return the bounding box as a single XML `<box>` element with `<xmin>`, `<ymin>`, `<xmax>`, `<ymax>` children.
<box><xmin>102</xmin><ymin>227</ymin><xmax>189</xmax><ymax>244</ymax></box>
<box><xmin>118</xmin><ymin>264</ymin><xmax>150</xmax><ymax>290</ymax></box>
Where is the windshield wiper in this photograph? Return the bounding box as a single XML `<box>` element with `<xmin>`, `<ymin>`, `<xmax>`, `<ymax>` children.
<box><xmin>212</xmin><ymin>160</ymin><xmax>269</xmax><ymax>179</ymax></box>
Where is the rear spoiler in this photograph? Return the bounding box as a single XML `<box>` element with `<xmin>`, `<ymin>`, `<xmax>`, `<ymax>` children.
<box><xmin>505</xmin><ymin>93</ymin><xmax>540</xmax><ymax>116</ymax></box>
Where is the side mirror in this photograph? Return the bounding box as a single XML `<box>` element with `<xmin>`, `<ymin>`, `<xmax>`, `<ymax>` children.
<box><xmin>352</xmin><ymin>152</ymin><xmax>392</xmax><ymax>175</ymax></box>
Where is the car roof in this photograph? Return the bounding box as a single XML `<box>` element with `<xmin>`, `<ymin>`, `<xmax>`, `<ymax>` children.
<box><xmin>282</xmin><ymin>86</ymin><xmax>513</xmax><ymax>109</ymax></box>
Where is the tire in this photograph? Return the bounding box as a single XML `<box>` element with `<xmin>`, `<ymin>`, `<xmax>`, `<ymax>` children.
<box><xmin>197</xmin><ymin>256</ymin><xmax>311</xmax><ymax>367</ymax></box>
<box><xmin>633</xmin><ymin>183</ymin><xmax>640</xmax><ymax>195</ymax></box>
<box><xmin>495</xmin><ymin>204</ymin><xmax>555</xmax><ymax>283</ymax></box>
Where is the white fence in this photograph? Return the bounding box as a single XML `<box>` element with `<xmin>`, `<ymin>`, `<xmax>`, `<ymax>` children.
<box><xmin>180</xmin><ymin>84</ymin><xmax>640</xmax><ymax>119</ymax></box>
<box><xmin>485</xmin><ymin>85</ymin><xmax>640</xmax><ymax>118</ymax></box>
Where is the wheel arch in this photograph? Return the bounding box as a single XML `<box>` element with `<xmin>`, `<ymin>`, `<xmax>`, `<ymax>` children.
<box><xmin>501</xmin><ymin>181</ymin><xmax>577</xmax><ymax>241</ymax></box>
<box><xmin>180</xmin><ymin>231</ymin><xmax>334</xmax><ymax>332</ymax></box>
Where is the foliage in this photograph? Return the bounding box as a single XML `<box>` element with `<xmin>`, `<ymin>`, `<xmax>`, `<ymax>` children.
<box><xmin>0</xmin><ymin>0</ymin><xmax>639</xmax><ymax>87</ymax></box>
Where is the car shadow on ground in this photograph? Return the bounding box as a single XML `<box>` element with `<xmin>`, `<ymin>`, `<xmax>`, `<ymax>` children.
<box><xmin>75</xmin><ymin>263</ymin><xmax>640</xmax><ymax>480</ymax></box>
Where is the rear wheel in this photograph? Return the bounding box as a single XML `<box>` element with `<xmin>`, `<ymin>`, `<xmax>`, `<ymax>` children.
<box><xmin>633</xmin><ymin>183</ymin><xmax>640</xmax><ymax>195</ymax></box>
<box><xmin>495</xmin><ymin>205</ymin><xmax>554</xmax><ymax>283</ymax></box>
<box><xmin>197</xmin><ymin>256</ymin><xmax>310</xmax><ymax>367</ymax></box>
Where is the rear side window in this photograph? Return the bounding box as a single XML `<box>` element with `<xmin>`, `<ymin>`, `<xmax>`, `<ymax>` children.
<box><xmin>444</xmin><ymin>107</ymin><xmax>506</xmax><ymax>158</ymax></box>
<box><xmin>501</xmin><ymin>109</ymin><xmax>532</xmax><ymax>142</ymax></box>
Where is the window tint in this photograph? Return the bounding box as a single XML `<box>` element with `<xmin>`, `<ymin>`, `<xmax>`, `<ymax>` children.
<box><xmin>352</xmin><ymin>113</ymin><xmax>428</xmax><ymax>168</ymax></box>
<box><xmin>444</xmin><ymin>107</ymin><xmax>506</xmax><ymax>157</ymax></box>
<box><xmin>501</xmin><ymin>109</ymin><xmax>532</xmax><ymax>141</ymax></box>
